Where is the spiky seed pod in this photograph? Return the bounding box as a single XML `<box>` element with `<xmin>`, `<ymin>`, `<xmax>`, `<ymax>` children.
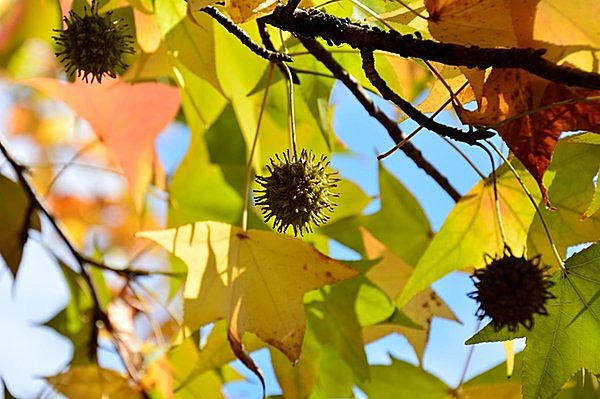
<box><xmin>468</xmin><ymin>247</ymin><xmax>555</xmax><ymax>332</ymax></box>
<box><xmin>53</xmin><ymin>0</ymin><xmax>135</xmax><ymax>83</ymax></box>
<box><xmin>254</xmin><ymin>149</ymin><xmax>339</xmax><ymax>236</ymax></box>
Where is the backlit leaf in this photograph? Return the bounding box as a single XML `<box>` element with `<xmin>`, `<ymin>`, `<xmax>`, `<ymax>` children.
<box><xmin>48</xmin><ymin>365</ymin><xmax>142</xmax><ymax>399</ymax></box>
<box><xmin>22</xmin><ymin>78</ymin><xmax>181</xmax><ymax>209</ymax></box>
<box><xmin>522</xmin><ymin>243</ymin><xmax>600</xmax><ymax>399</ymax></box>
<box><xmin>0</xmin><ymin>175</ymin><xmax>40</xmax><ymax>278</ymax></box>
<box><xmin>399</xmin><ymin>137</ymin><xmax>600</xmax><ymax>307</ymax></box>
<box><xmin>138</xmin><ymin>221</ymin><xmax>358</xmax><ymax>362</ymax></box>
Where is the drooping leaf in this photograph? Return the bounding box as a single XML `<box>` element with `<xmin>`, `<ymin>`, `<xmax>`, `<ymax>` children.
<box><xmin>48</xmin><ymin>365</ymin><xmax>143</xmax><ymax>399</ymax></box>
<box><xmin>399</xmin><ymin>137</ymin><xmax>600</xmax><ymax>307</ymax></box>
<box><xmin>0</xmin><ymin>175</ymin><xmax>40</xmax><ymax>278</ymax></box>
<box><xmin>521</xmin><ymin>242</ymin><xmax>600</xmax><ymax>399</ymax></box>
<box><xmin>22</xmin><ymin>78</ymin><xmax>181</xmax><ymax>208</ymax></box>
<box><xmin>138</xmin><ymin>221</ymin><xmax>358</xmax><ymax>362</ymax></box>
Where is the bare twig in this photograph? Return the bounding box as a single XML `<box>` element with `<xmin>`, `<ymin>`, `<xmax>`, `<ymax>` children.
<box><xmin>360</xmin><ymin>49</ymin><xmax>494</xmax><ymax>145</ymax></box>
<box><xmin>300</xmin><ymin>37</ymin><xmax>461</xmax><ymax>201</ymax></box>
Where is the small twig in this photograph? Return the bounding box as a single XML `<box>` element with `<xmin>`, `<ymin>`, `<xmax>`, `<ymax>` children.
<box><xmin>0</xmin><ymin>134</ymin><xmax>109</xmax><ymax>359</ymax></box>
<box><xmin>256</xmin><ymin>20</ymin><xmax>300</xmax><ymax>84</ymax></box>
<box><xmin>300</xmin><ymin>37</ymin><xmax>461</xmax><ymax>202</ymax></box>
<box><xmin>201</xmin><ymin>6</ymin><xmax>292</xmax><ymax>63</ymax></box>
<box><xmin>360</xmin><ymin>49</ymin><xmax>494</xmax><ymax>145</ymax></box>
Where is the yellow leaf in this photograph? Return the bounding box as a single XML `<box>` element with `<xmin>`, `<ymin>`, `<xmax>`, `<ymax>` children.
<box><xmin>47</xmin><ymin>365</ymin><xmax>143</xmax><ymax>399</ymax></box>
<box><xmin>361</xmin><ymin>229</ymin><xmax>458</xmax><ymax>360</ymax></box>
<box><xmin>226</xmin><ymin>0</ymin><xmax>277</xmax><ymax>23</ymax></box>
<box><xmin>138</xmin><ymin>221</ymin><xmax>358</xmax><ymax>362</ymax></box>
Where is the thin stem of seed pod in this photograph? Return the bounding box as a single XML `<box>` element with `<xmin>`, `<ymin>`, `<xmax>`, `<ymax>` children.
<box><xmin>486</xmin><ymin>140</ymin><xmax>565</xmax><ymax>269</ymax></box>
<box><xmin>441</xmin><ymin>136</ymin><xmax>485</xmax><ymax>179</ymax></box>
<box><xmin>242</xmin><ymin>63</ymin><xmax>276</xmax><ymax>232</ymax></box>
<box><xmin>457</xmin><ymin>318</ymin><xmax>481</xmax><ymax>388</ymax></box>
<box><xmin>282</xmin><ymin>62</ymin><xmax>298</xmax><ymax>159</ymax></box>
<box><xmin>475</xmin><ymin>141</ymin><xmax>507</xmax><ymax>246</ymax></box>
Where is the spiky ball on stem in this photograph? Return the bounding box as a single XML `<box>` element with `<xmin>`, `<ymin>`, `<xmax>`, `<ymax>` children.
<box><xmin>468</xmin><ymin>246</ymin><xmax>555</xmax><ymax>332</ymax></box>
<box><xmin>254</xmin><ymin>149</ymin><xmax>339</xmax><ymax>236</ymax></box>
<box><xmin>53</xmin><ymin>0</ymin><xmax>135</xmax><ymax>83</ymax></box>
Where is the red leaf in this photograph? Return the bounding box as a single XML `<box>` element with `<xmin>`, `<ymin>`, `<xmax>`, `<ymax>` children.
<box><xmin>22</xmin><ymin>78</ymin><xmax>181</xmax><ymax>208</ymax></box>
<box><xmin>465</xmin><ymin>69</ymin><xmax>600</xmax><ymax>205</ymax></box>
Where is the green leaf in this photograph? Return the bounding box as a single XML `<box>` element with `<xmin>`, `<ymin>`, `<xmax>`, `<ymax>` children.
<box><xmin>357</xmin><ymin>357</ymin><xmax>450</xmax><ymax>399</ymax></box>
<box><xmin>45</xmin><ymin>263</ymin><xmax>94</xmax><ymax>365</ymax></box>
<box><xmin>522</xmin><ymin>242</ymin><xmax>600</xmax><ymax>399</ymax></box>
<box><xmin>168</xmin><ymin>63</ymin><xmax>243</xmax><ymax>227</ymax></box>
<box><xmin>465</xmin><ymin>322</ymin><xmax>525</xmax><ymax>345</ymax></box>
<box><xmin>167</xmin><ymin>335</ymin><xmax>237</xmax><ymax>398</ymax></box>
<box><xmin>399</xmin><ymin>137</ymin><xmax>600</xmax><ymax>307</ymax></box>
<box><xmin>154</xmin><ymin>0</ymin><xmax>223</xmax><ymax>93</ymax></box>
<box><xmin>582</xmin><ymin>165</ymin><xmax>600</xmax><ymax>218</ymax></box>
<box><xmin>0</xmin><ymin>175</ymin><xmax>39</xmax><ymax>278</ymax></box>
<box><xmin>362</xmin><ymin>165</ymin><xmax>432</xmax><ymax>265</ymax></box>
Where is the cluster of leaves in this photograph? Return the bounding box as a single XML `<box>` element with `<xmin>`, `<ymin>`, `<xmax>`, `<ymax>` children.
<box><xmin>0</xmin><ymin>0</ymin><xmax>599</xmax><ymax>398</ymax></box>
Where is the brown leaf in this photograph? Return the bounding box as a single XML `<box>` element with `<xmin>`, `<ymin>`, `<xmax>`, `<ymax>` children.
<box><xmin>465</xmin><ymin>68</ymin><xmax>600</xmax><ymax>204</ymax></box>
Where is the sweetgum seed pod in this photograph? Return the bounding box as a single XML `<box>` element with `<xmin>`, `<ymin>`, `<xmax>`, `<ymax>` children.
<box><xmin>468</xmin><ymin>246</ymin><xmax>555</xmax><ymax>332</ymax></box>
<box><xmin>52</xmin><ymin>0</ymin><xmax>135</xmax><ymax>83</ymax></box>
<box><xmin>254</xmin><ymin>149</ymin><xmax>339</xmax><ymax>236</ymax></box>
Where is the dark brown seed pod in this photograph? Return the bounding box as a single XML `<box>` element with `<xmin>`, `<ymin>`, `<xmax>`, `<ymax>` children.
<box><xmin>52</xmin><ymin>0</ymin><xmax>135</xmax><ymax>83</ymax></box>
<box><xmin>468</xmin><ymin>246</ymin><xmax>555</xmax><ymax>332</ymax></box>
<box><xmin>254</xmin><ymin>149</ymin><xmax>339</xmax><ymax>236</ymax></box>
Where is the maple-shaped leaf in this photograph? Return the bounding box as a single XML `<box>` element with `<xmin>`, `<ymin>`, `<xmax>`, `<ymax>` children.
<box><xmin>398</xmin><ymin>136</ymin><xmax>600</xmax><ymax>307</ymax></box>
<box><xmin>425</xmin><ymin>0</ymin><xmax>600</xmax><ymax>204</ymax></box>
<box><xmin>137</xmin><ymin>221</ymin><xmax>358</xmax><ymax>363</ymax></box>
<box><xmin>47</xmin><ymin>365</ymin><xmax>143</xmax><ymax>399</ymax></box>
<box><xmin>361</xmin><ymin>229</ymin><xmax>458</xmax><ymax>361</ymax></box>
<box><xmin>21</xmin><ymin>78</ymin><xmax>181</xmax><ymax>209</ymax></box>
<box><xmin>0</xmin><ymin>175</ymin><xmax>40</xmax><ymax>279</ymax></box>
<box><xmin>466</xmin><ymin>69</ymin><xmax>600</xmax><ymax>203</ymax></box>
<box><xmin>520</xmin><ymin>242</ymin><xmax>600</xmax><ymax>399</ymax></box>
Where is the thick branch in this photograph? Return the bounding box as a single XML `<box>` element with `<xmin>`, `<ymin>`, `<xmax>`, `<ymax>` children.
<box><xmin>262</xmin><ymin>6</ymin><xmax>600</xmax><ymax>90</ymax></box>
<box><xmin>300</xmin><ymin>37</ymin><xmax>461</xmax><ymax>202</ymax></box>
<box><xmin>359</xmin><ymin>49</ymin><xmax>493</xmax><ymax>145</ymax></box>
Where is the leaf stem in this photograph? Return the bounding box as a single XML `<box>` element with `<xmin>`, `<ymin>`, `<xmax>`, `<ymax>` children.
<box><xmin>486</xmin><ymin>141</ymin><xmax>565</xmax><ymax>269</ymax></box>
<box><xmin>282</xmin><ymin>62</ymin><xmax>298</xmax><ymax>159</ymax></box>
<box><xmin>242</xmin><ymin>63</ymin><xmax>276</xmax><ymax>232</ymax></box>
<box><xmin>475</xmin><ymin>142</ymin><xmax>507</xmax><ymax>246</ymax></box>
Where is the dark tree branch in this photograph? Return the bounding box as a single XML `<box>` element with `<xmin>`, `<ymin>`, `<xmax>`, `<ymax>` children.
<box><xmin>256</xmin><ymin>20</ymin><xmax>300</xmax><ymax>84</ymax></box>
<box><xmin>0</xmin><ymin>135</ymin><xmax>110</xmax><ymax>360</ymax></box>
<box><xmin>0</xmin><ymin>135</ymin><xmax>175</xmax><ymax>360</ymax></box>
<box><xmin>262</xmin><ymin>6</ymin><xmax>600</xmax><ymax>90</ymax></box>
<box><xmin>300</xmin><ymin>37</ymin><xmax>462</xmax><ymax>202</ymax></box>
<box><xmin>201</xmin><ymin>6</ymin><xmax>292</xmax><ymax>63</ymax></box>
<box><xmin>359</xmin><ymin>49</ymin><xmax>494</xmax><ymax>145</ymax></box>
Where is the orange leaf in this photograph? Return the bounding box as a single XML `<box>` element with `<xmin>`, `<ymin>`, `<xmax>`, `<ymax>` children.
<box><xmin>465</xmin><ymin>68</ymin><xmax>600</xmax><ymax>204</ymax></box>
<box><xmin>426</xmin><ymin>0</ymin><xmax>600</xmax><ymax>204</ymax></box>
<box><xmin>21</xmin><ymin>78</ymin><xmax>181</xmax><ymax>208</ymax></box>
